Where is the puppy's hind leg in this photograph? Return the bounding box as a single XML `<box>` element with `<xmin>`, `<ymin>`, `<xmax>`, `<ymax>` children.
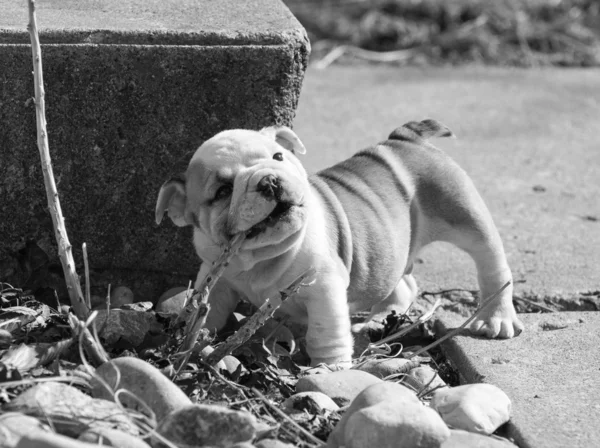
<box><xmin>437</xmin><ymin>211</ymin><xmax>524</xmax><ymax>339</ymax></box>
<box><xmin>351</xmin><ymin>274</ymin><xmax>418</xmax><ymax>334</ymax></box>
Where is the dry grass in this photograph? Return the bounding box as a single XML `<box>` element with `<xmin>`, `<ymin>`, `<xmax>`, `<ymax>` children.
<box><xmin>285</xmin><ymin>0</ymin><xmax>600</xmax><ymax>67</ymax></box>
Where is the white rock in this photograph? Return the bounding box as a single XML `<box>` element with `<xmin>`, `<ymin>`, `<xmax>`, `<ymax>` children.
<box><xmin>283</xmin><ymin>391</ymin><xmax>340</xmax><ymax>414</ymax></box>
<box><xmin>79</xmin><ymin>428</ymin><xmax>152</xmax><ymax>447</ymax></box>
<box><xmin>91</xmin><ymin>357</ymin><xmax>191</xmax><ymax>422</ymax></box>
<box><xmin>430</xmin><ymin>384</ymin><xmax>511</xmax><ymax>435</ymax></box>
<box><xmin>353</xmin><ymin>358</ymin><xmax>418</xmax><ymax>379</ymax></box>
<box><xmin>154</xmin><ymin>404</ymin><xmax>256</xmax><ymax>448</ymax></box>
<box><xmin>16</xmin><ymin>431</ymin><xmax>106</xmax><ymax>448</ymax></box>
<box><xmin>441</xmin><ymin>429</ymin><xmax>518</xmax><ymax>447</ymax></box>
<box><xmin>156</xmin><ymin>287</ymin><xmax>188</xmax><ymax>315</ymax></box>
<box><xmin>295</xmin><ymin>369</ymin><xmax>382</xmax><ymax>406</ymax></box>
<box><xmin>401</xmin><ymin>366</ymin><xmax>447</xmax><ymax>393</ymax></box>
<box><xmin>255</xmin><ymin>439</ymin><xmax>296</xmax><ymax>448</ymax></box>
<box><xmin>327</xmin><ymin>381</ymin><xmax>418</xmax><ymax>448</ymax></box>
<box><xmin>0</xmin><ymin>412</ymin><xmax>48</xmax><ymax>447</ymax></box>
<box><xmin>344</xmin><ymin>400</ymin><xmax>450</xmax><ymax>448</ymax></box>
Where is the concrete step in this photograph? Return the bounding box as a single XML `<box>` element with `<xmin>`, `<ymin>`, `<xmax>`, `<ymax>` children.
<box><xmin>0</xmin><ymin>0</ymin><xmax>309</xmax><ymax>299</ymax></box>
<box><xmin>434</xmin><ymin>311</ymin><xmax>600</xmax><ymax>448</ymax></box>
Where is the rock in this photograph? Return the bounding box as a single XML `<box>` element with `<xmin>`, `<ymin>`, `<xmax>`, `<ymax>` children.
<box><xmin>353</xmin><ymin>358</ymin><xmax>419</xmax><ymax>379</ymax></box>
<box><xmin>153</xmin><ymin>404</ymin><xmax>257</xmax><ymax>448</ymax></box>
<box><xmin>0</xmin><ymin>412</ymin><xmax>48</xmax><ymax>447</ymax></box>
<box><xmin>156</xmin><ymin>287</ymin><xmax>189</xmax><ymax>315</ymax></box>
<box><xmin>231</xmin><ymin>443</ymin><xmax>257</xmax><ymax>448</ymax></box>
<box><xmin>430</xmin><ymin>384</ymin><xmax>511</xmax><ymax>435</ymax></box>
<box><xmin>401</xmin><ymin>366</ymin><xmax>447</xmax><ymax>393</ymax></box>
<box><xmin>327</xmin><ymin>381</ymin><xmax>419</xmax><ymax>448</ymax></box>
<box><xmin>283</xmin><ymin>391</ymin><xmax>340</xmax><ymax>414</ymax></box>
<box><xmin>79</xmin><ymin>428</ymin><xmax>152</xmax><ymax>447</ymax></box>
<box><xmin>200</xmin><ymin>346</ymin><xmax>244</xmax><ymax>375</ymax></box>
<box><xmin>4</xmin><ymin>382</ymin><xmax>137</xmax><ymax>437</ymax></box>
<box><xmin>0</xmin><ymin>328</ymin><xmax>13</xmax><ymax>349</ymax></box>
<box><xmin>344</xmin><ymin>401</ymin><xmax>450</xmax><ymax>448</ymax></box>
<box><xmin>91</xmin><ymin>357</ymin><xmax>191</xmax><ymax>422</ymax></box>
<box><xmin>110</xmin><ymin>286</ymin><xmax>135</xmax><ymax>307</ymax></box>
<box><xmin>441</xmin><ymin>429</ymin><xmax>518</xmax><ymax>448</ymax></box>
<box><xmin>16</xmin><ymin>431</ymin><xmax>101</xmax><ymax>448</ymax></box>
<box><xmin>255</xmin><ymin>439</ymin><xmax>296</xmax><ymax>448</ymax></box>
<box><xmin>94</xmin><ymin>309</ymin><xmax>162</xmax><ymax>348</ymax></box>
<box><xmin>295</xmin><ymin>370</ymin><xmax>382</xmax><ymax>406</ymax></box>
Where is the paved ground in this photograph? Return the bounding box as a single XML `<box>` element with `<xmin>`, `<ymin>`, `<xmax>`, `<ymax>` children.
<box><xmin>294</xmin><ymin>66</ymin><xmax>600</xmax><ymax>303</ymax></box>
<box><xmin>293</xmin><ymin>65</ymin><xmax>600</xmax><ymax>447</ymax></box>
<box><xmin>435</xmin><ymin>311</ymin><xmax>600</xmax><ymax>448</ymax></box>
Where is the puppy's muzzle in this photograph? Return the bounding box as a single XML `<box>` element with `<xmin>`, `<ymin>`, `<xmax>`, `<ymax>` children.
<box><xmin>257</xmin><ymin>174</ymin><xmax>282</xmax><ymax>200</ymax></box>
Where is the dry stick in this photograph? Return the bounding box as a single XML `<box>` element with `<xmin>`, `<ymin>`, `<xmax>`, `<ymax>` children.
<box><xmin>27</xmin><ymin>0</ymin><xmax>89</xmax><ymax>320</ymax></box>
<box><xmin>174</xmin><ymin>232</ymin><xmax>246</xmax><ymax>373</ymax></box>
<box><xmin>69</xmin><ymin>312</ymin><xmax>110</xmax><ymax>366</ymax></box>
<box><xmin>406</xmin><ymin>281</ymin><xmax>511</xmax><ymax>359</ymax></box>
<box><xmin>82</xmin><ymin>243</ymin><xmax>91</xmax><ymax>310</ymax></box>
<box><xmin>205</xmin><ymin>267</ymin><xmax>316</xmax><ymax>366</ymax></box>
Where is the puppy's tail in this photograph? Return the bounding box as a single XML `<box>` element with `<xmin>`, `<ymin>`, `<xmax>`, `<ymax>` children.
<box><xmin>388</xmin><ymin>119</ymin><xmax>455</xmax><ymax>142</ymax></box>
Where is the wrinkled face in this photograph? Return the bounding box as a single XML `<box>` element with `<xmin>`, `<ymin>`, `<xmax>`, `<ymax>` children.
<box><xmin>183</xmin><ymin>129</ymin><xmax>309</xmax><ymax>257</ymax></box>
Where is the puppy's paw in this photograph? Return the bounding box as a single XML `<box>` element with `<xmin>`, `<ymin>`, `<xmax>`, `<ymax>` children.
<box><xmin>470</xmin><ymin>309</ymin><xmax>524</xmax><ymax>339</ymax></box>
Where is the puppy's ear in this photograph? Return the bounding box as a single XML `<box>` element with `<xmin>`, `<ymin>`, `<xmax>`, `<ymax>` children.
<box><xmin>260</xmin><ymin>126</ymin><xmax>306</xmax><ymax>155</ymax></box>
<box><xmin>155</xmin><ymin>175</ymin><xmax>188</xmax><ymax>227</ymax></box>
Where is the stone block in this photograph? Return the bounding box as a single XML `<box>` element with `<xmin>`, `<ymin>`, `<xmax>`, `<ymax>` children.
<box><xmin>0</xmin><ymin>0</ymin><xmax>309</xmax><ymax>300</ymax></box>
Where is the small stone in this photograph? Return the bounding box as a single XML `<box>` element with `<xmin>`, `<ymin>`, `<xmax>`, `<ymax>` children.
<box><xmin>401</xmin><ymin>366</ymin><xmax>447</xmax><ymax>393</ymax></box>
<box><xmin>156</xmin><ymin>287</ymin><xmax>188</xmax><ymax>315</ymax></box>
<box><xmin>16</xmin><ymin>431</ymin><xmax>101</xmax><ymax>448</ymax></box>
<box><xmin>0</xmin><ymin>412</ymin><xmax>48</xmax><ymax>447</ymax></box>
<box><xmin>79</xmin><ymin>428</ymin><xmax>152</xmax><ymax>447</ymax></box>
<box><xmin>255</xmin><ymin>439</ymin><xmax>296</xmax><ymax>448</ymax></box>
<box><xmin>154</xmin><ymin>404</ymin><xmax>257</xmax><ymax>448</ymax></box>
<box><xmin>4</xmin><ymin>382</ymin><xmax>137</xmax><ymax>437</ymax></box>
<box><xmin>231</xmin><ymin>443</ymin><xmax>257</xmax><ymax>448</ymax></box>
<box><xmin>441</xmin><ymin>429</ymin><xmax>518</xmax><ymax>447</ymax></box>
<box><xmin>94</xmin><ymin>309</ymin><xmax>160</xmax><ymax>348</ymax></box>
<box><xmin>91</xmin><ymin>357</ymin><xmax>191</xmax><ymax>422</ymax></box>
<box><xmin>295</xmin><ymin>370</ymin><xmax>382</xmax><ymax>406</ymax></box>
<box><xmin>0</xmin><ymin>328</ymin><xmax>12</xmax><ymax>349</ymax></box>
<box><xmin>283</xmin><ymin>391</ymin><xmax>340</xmax><ymax>414</ymax></box>
<box><xmin>353</xmin><ymin>358</ymin><xmax>418</xmax><ymax>379</ymax></box>
<box><xmin>430</xmin><ymin>384</ymin><xmax>511</xmax><ymax>435</ymax></box>
<box><xmin>327</xmin><ymin>381</ymin><xmax>419</xmax><ymax>448</ymax></box>
<box><xmin>200</xmin><ymin>346</ymin><xmax>244</xmax><ymax>375</ymax></box>
<box><xmin>110</xmin><ymin>286</ymin><xmax>135</xmax><ymax>307</ymax></box>
<box><xmin>344</xmin><ymin>401</ymin><xmax>450</xmax><ymax>448</ymax></box>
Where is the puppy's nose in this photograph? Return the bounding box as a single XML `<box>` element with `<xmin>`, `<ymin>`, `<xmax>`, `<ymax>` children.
<box><xmin>256</xmin><ymin>174</ymin><xmax>280</xmax><ymax>199</ymax></box>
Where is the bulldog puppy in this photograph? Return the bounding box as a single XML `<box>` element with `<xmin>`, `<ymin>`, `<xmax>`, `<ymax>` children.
<box><xmin>156</xmin><ymin>119</ymin><xmax>524</xmax><ymax>366</ymax></box>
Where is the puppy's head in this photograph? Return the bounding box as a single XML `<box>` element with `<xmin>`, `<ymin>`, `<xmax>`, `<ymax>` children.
<box><xmin>156</xmin><ymin>126</ymin><xmax>308</xmax><ymax>261</ymax></box>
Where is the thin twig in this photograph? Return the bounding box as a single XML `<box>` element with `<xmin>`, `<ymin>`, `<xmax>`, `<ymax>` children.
<box><xmin>82</xmin><ymin>243</ymin><xmax>91</xmax><ymax>310</ymax></box>
<box><xmin>514</xmin><ymin>296</ymin><xmax>556</xmax><ymax>313</ymax></box>
<box><xmin>205</xmin><ymin>268</ymin><xmax>316</xmax><ymax>366</ymax></box>
<box><xmin>252</xmin><ymin>388</ymin><xmax>326</xmax><ymax>448</ymax></box>
<box><xmin>27</xmin><ymin>0</ymin><xmax>88</xmax><ymax>320</ymax></box>
<box><xmin>174</xmin><ymin>233</ymin><xmax>246</xmax><ymax>373</ymax></box>
<box><xmin>406</xmin><ymin>281</ymin><xmax>511</xmax><ymax>359</ymax></box>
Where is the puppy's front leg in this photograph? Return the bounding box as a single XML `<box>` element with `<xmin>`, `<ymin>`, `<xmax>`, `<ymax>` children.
<box><xmin>304</xmin><ymin>276</ymin><xmax>353</xmax><ymax>367</ymax></box>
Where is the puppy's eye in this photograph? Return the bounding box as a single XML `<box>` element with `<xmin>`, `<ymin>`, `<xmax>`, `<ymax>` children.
<box><xmin>273</xmin><ymin>152</ymin><xmax>284</xmax><ymax>161</ymax></box>
<box><xmin>214</xmin><ymin>185</ymin><xmax>233</xmax><ymax>201</ymax></box>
